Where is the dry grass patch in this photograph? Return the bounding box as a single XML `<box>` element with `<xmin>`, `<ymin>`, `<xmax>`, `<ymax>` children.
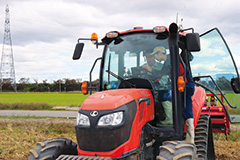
<box><xmin>0</xmin><ymin>102</ymin><xmax>52</xmax><ymax>110</ymax></box>
<box><xmin>0</xmin><ymin>118</ymin><xmax>239</xmax><ymax>160</ymax></box>
<box><xmin>215</xmin><ymin>140</ymin><xmax>240</xmax><ymax>160</ymax></box>
<box><xmin>0</xmin><ymin>118</ymin><xmax>76</xmax><ymax>160</ymax></box>
<box><xmin>214</xmin><ymin>125</ymin><xmax>240</xmax><ymax>160</ymax></box>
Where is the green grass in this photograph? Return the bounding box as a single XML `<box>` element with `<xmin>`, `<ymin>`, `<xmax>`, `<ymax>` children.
<box><xmin>0</xmin><ymin>92</ymin><xmax>89</xmax><ymax>108</ymax></box>
<box><xmin>222</xmin><ymin>92</ymin><xmax>240</xmax><ymax>115</ymax></box>
<box><xmin>207</xmin><ymin>91</ymin><xmax>240</xmax><ymax>115</ymax></box>
<box><xmin>214</xmin><ymin>131</ymin><xmax>240</xmax><ymax>142</ymax></box>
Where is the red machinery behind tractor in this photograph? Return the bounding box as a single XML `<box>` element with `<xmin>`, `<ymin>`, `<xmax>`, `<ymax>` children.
<box><xmin>29</xmin><ymin>23</ymin><xmax>240</xmax><ymax>160</ymax></box>
<box><xmin>202</xmin><ymin>93</ymin><xmax>231</xmax><ymax>139</ymax></box>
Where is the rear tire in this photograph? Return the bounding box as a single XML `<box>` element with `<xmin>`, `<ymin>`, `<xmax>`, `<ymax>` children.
<box><xmin>195</xmin><ymin>114</ymin><xmax>215</xmax><ymax>160</ymax></box>
<box><xmin>157</xmin><ymin>141</ymin><xmax>197</xmax><ymax>160</ymax></box>
<box><xmin>29</xmin><ymin>138</ymin><xmax>78</xmax><ymax>160</ymax></box>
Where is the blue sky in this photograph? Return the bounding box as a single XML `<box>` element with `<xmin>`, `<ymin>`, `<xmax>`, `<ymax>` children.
<box><xmin>0</xmin><ymin>0</ymin><xmax>240</xmax><ymax>83</ymax></box>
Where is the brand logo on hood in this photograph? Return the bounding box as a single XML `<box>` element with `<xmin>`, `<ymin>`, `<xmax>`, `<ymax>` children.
<box><xmin>90</xmin><ymin>111</ymin><xmax>98</xmax><ymax>117</ymax></box>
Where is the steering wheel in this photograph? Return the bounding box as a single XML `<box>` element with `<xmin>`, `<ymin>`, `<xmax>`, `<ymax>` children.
<box><xmin>131</xmin><ymin>67</ymin><xmax>149</xmax><ymax>78</ymax></box>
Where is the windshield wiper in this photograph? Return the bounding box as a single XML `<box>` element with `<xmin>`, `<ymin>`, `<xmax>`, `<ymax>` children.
<box><xmin>106</xmin><ymin>70</ymin><xmax>136</xmax><ymax>88</ymax></box>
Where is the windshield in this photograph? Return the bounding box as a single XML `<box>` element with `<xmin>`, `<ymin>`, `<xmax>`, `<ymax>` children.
<box><xmin>190</xmin><ymin>29</ymin><xmax>238</xmax><ymax>92</ymax></box>
<box><xmin>101</xmin><ymin>32</ymin><xmax>171</xmax><ymax>91</ymax></box>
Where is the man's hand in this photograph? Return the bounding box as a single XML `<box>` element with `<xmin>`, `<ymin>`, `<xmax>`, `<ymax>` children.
<box><xmin>142</xmin><ymin>64</ymin><xmax>152</xmax><ymax>72</ymax></box>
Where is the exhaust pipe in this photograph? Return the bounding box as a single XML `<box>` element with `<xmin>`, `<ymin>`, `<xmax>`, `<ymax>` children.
<box><xmin>169</xmin><ymin>23</ymin><xmax>178</xmax><ymax>35</ymax></box>
<box><xmin>168</xmin><ymin>23</ymin><xmax>183</xmax><ymax>137</ymax></box>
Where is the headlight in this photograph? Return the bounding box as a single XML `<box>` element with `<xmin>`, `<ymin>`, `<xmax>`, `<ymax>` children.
<box><xmin>76</xmin><ymin>113</ymin><xmax>90</xmax><ymax>126</ymax></box>
<box><xmin>98</xmin><ymin>111</ymin><xmax>123</xmax><ymax>126</ymax></box>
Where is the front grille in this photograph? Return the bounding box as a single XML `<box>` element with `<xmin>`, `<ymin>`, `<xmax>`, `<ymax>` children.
<box><xmin>75</xmin><ymin>100</ymin><xmax>137</xmax><ymax>152</ymax></box>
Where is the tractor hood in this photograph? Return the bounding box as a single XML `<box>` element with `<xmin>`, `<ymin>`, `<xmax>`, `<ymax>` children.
<box><xmin>80</xmin><ymin>88</ymin><xmax>152</xmax><ymax>110</ymax></box>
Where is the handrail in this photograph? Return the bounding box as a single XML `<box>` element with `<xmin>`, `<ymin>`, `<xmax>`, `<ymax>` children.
<box><xmin>193</xmin><ymin>75</ymin><xmax>236</xmax><ymax>109</ymax></box>
<box><xmin>194</xmin><ymin>81</ymin><xmax>238</xmax><ymax>124</ymax></box>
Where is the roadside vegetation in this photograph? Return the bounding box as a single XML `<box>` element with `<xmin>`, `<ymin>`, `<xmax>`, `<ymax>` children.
<box><xmin>0</xmin><ymin>102</ymin><xmax>52</xmax><ymax>110</ymax></box>
<box><xmin>0</xmin><ymin>117</ymin><xmax>239</xmax><ymax>160</ymax></box>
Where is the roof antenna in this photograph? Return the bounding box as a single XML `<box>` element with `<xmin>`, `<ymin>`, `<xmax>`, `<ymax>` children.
<box><xmin>176</xmin><ymin>13</ymin><xmax>179</xmax><ymax>24</ymax></box>
<box><xmin>176</xmin><ymin>13</ymin><xmax>183</xmax><ymax>30</ymax></box>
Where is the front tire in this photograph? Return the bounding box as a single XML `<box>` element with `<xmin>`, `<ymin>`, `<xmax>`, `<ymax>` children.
<box><xmin>29</xmin><ymin>138</ymin><xmax>78</xmax><ymax>160</ymax></box>
<box><xmin>157</xmin><ymin>141</ymin><xmax>197</xmax><ymax>160</ymax></box>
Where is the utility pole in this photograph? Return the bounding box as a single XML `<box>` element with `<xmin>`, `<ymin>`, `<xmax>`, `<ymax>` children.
<box><xmin>0</xmin><ymin>4</ymin><xmax>17</xmax><ymax>92</ymax></box>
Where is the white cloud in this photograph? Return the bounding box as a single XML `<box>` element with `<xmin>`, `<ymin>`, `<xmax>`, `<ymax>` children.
<box><xmin>198</xmin><ymin>38</ymin><xmax>227</xmax><ymax>57</ymax></box>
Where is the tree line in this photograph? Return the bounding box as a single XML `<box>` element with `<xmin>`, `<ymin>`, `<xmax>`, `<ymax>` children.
<box><xmin>0</xmin><ymin>76</ymin><xmax>232</xmax><ymax>92</ymax></box>
<box><xmin>1</xmin><ymin>78</ymin><xmax>99</xmax><ymax>92</ymax></box>
<box><xmin>198</xmin><ymin>76</ymin><xmax>232</xmax><ymax>91</ymax></box>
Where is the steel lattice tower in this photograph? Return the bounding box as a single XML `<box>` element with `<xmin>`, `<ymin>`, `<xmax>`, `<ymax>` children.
<box><xmin>0</xmin><ymin>5</ymin><xmax>17</xmax><ymax>92</ymax></box>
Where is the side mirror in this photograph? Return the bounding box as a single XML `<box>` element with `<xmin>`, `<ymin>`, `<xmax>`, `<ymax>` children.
<box><xmin>186</xmin><ymin>33</ymin><xmax>201</xmax><ymax>52</ymax></box>
<box><xmin>73</xmin><ymin>43</ymin><xmax>84</xmax><ymax>60</ymax></box>
<box><xmin>231</xmin><ymin>77</ymin><xmax>240</xmax><ymax>93</ymax></box>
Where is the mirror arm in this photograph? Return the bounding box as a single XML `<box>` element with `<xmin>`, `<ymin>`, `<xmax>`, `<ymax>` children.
<box><xmin>77</xmin><ymin>38</ymin><xmax>91</xmax><ymax>42</ymax></box>
<box><xmin>77</xmin><ymin>38</ymin><xmax>105</xmax><ymax>49</ymax></box>
<box><xmin>180</xmin><ymin>28</ymin><xmax>194</xmax><ymax>33</ymax></box>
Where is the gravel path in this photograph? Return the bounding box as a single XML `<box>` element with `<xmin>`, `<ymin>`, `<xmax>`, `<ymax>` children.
<box><xmin>0</xmin><ymin>110</ymin><xmax>77</xmax><ymax>119</ymax></box>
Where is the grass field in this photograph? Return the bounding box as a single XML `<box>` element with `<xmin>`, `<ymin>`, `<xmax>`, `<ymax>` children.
<box><xmin>224</xmin><ymin>92</ymin><xmax>240</xmax><ymax>115</ymax></box>
<box><xmin>0</xmin><ymin>91</ymin><xmax>239</xmax><ymax>114</ymax></box>
<box><xmin>0</xmin><ymin>92</ymin><xmax>89</xmax><ymax>108</ymax></box>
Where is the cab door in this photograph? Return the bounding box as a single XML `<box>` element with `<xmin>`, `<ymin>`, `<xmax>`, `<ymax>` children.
<box><xmin>190</xmin><ymin>28</ymin><xmax>240</xmax><ymax>94</ymax></box>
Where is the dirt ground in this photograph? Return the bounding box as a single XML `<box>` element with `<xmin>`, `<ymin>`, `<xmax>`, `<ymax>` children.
<box><xmin>0</xmin><ymin>118</ymin><xmax>239</xmax><ymax>159</ymax></box>
<box><xmin>230</xmin><ymin>124</ymin><xmax>240</xmax><ymax>132</ymax></box>
<box><xmin>213</xmin><ymin>125</ymin><xmax>240</xmax><ymax>160</ymax></box>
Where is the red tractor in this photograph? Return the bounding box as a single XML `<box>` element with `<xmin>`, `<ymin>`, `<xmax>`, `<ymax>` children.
<box><xmin>29</xmin><ymin>23</ymin><xmax>240</xmax><ymax>160</ymax></box>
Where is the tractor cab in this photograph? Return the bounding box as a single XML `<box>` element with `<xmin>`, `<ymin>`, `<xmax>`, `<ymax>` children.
<box><xmin>99</xmin><ymin>28</ymin><xmax>173</xmax><ymax>127</ymax></box>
